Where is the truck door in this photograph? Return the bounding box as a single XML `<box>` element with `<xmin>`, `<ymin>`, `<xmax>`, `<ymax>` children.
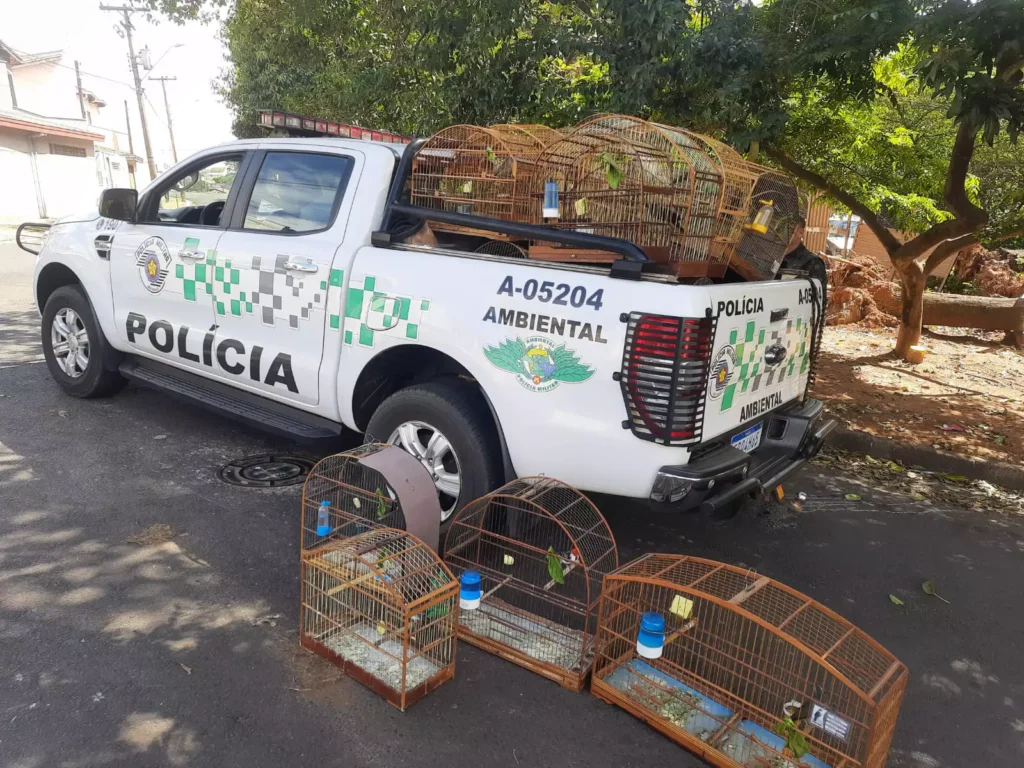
<box><xmin>206</xmin><ymin>148</ymin><xmax>359</xmax><ymax>407</ymax></box>
<box><xmin>108</xmin><ymin>151</ymin><xmax>249</xmax><ymax>376</ymax></box>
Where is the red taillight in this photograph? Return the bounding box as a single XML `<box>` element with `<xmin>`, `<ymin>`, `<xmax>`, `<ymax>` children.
<box><xmin>620</xmin><ymin>313</ymin><xmax>716</xmax><ymax>446</ymax></box>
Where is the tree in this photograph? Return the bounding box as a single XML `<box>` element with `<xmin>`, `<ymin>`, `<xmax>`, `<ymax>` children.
<box><xmin>149</xmin><ymin>0</ymin><xmax>1024</xmax><ymax>359</ymax></box>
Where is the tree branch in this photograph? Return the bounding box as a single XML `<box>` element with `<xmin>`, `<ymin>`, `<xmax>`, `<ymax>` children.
<box><xmin>924</xmin><ymin>233</ymin><xmax>977</xmax><ymax>275</ymax></box>
<box><xmin>764</xmin><ymin>146</ymin><xmax>903</xmax><ymax>255</ymax></box>
<box><xmin>944</xmin><ymin>119</ymin><xmax>987</xmax><ymax>227</ymax></box>
<box><xmin>894</xmin><ymin>216</ymin><xmax>980</xmax><ymax>266</ymax></box>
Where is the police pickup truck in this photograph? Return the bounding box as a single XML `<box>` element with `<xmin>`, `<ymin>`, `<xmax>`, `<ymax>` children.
<box><xmin>19</xmin><ymin>135</ymin><xmax>834</xmax><ymax>524</ymax></box>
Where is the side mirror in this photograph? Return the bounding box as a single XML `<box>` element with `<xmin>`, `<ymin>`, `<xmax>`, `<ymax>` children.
<box><xmin>98</xmin><ymin>188</ymin><xmax>138</xmax><ymax>221</ymax></box>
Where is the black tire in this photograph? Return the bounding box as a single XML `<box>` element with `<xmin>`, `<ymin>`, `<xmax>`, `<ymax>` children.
<box><xmin>41</xmin><ymin>285</ymin><xmax>126</xmax><ymax>398</ymax></box>
<box><xmin>365</xmin><ymin>379</ymin><xmax>503</xmax><ymax>531</ymax></box>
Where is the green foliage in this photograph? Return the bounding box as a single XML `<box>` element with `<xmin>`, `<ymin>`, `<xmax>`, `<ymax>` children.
<box><xmin>375</xmin><ymin>487</ymin><xmax>386</xmax><ymax>520</ymax></box>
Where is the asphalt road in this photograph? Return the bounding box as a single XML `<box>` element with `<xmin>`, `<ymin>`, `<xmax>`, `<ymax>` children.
<box><xmin>2</xmin><ymin>242</ymin><xmax>1023</xmax><ymax>768</ymax></box>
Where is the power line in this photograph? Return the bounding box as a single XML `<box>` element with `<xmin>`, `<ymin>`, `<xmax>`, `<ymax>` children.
<box><xmin>4</xmin><ymin>44</ymin><xmax>135</xmax><ymax>88</ymax></box>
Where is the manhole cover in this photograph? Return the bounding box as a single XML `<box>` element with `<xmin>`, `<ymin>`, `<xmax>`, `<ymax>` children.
<box><xmin>218</xmin><ymin>455</ymin><xmax>316</xmax><ymax>488</ymax></box>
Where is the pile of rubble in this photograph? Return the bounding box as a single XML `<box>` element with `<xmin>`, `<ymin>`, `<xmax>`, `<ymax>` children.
<box><xmin>825</xmin><ymin>253</ymin><xmax>900</xmax><ymax>328</ymax></box>
<box><xmin>824</xmin><ymin>246</ymin><xmax>1024</xmax><ymax>327</ymax></box>
<box><xmin>951</xmin><ymin>246</ymin><xmax>1024</xmax><ymax>298</ymax></box>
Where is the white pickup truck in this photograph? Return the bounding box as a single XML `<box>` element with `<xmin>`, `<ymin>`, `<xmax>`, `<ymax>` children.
<box><xmin>19</xmin><ymin>135</ymin><xmax>833</xmax><ymax>523</ymax></box>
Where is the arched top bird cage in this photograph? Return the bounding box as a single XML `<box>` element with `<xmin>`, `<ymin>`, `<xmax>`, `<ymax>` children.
<box><xmin>489</xmin><ymin>123</ymin><xmax>564</xmax><ymax>150</ymax></box>
<box><xmin>730</xmin><ymin>167</ymin><xmax>802</xmax><ymax>281</ymax></box>
<box><xmin>527</xmin><ymin>114</ymin><xmax>741</xmax><ymax>277</ymax></box>
<box><xmin>592</xmin><ymin>555</ymin><xmax>907</xmax><ymax>768</ymax></box>
<box><xmin>300</xmin><ymin>527</ymin><xmax>459</xmax><ymax>710</ymax></box>
<box><xmin>443</xmin><ymin>477</ymin><xmax>619</xmax><ymax>690</ymax></box>
<box><xmin>409</xmin><ymin>124</ymin><xmax>546</xmax><ymax>227</ymax></box>
<box><xmin>301</xmin><ymin>445</ymin><xmax>406</xmax><ymax>551</ymax></box>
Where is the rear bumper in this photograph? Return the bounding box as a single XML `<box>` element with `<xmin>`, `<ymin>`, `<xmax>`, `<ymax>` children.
<box><xmin>650</xmin><ymin>398</ymin><xmax>836</xmax><ymax>510</ymax></box>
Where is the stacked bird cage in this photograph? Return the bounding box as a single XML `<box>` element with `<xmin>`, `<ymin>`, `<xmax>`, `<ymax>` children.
<box><xmin>730</xmin><ymin>167</ymin><xmax>802</xmax><ymax>281</ymax></box>
<box><xmin>527</xmin><ymin>114</ymin><xmax>754</xmax><ymax>278</ymax></box>
<box><xmin>300</xmin><ymin>527</ymin><xmax>459</xmax><ymax>710</ymax></box>
<box><xmin>300</xmin><ymin>445</ymin><xmax>407</xmax><ymax>551</ymax></box>
<box><xmin>410</xmin><ymin>124</ymin><xmax>548</xmax><ymax>229</ymax></box>
<box><xmin>489</xmin><ymin>123</ymin><xmax>564</xmax><ymax>150</ymax></box>
<box><xmin>443</xmin><ymin>477</ymin><xmax>618</xmax><ymax>691</ymax></box>
<box><xmin>592</xmin><ymin>555</ymin><xmax>907</xmax><ymax>768</ymax></box>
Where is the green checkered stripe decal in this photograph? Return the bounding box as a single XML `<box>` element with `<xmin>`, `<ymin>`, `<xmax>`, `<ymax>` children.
<box><xmin>719</xmin><ymin>317</ymin><xmax>812</xmax><ymax>412</ymax></box>
<box><xmin>335</xmin><ymin>274</ymin><xmax>430</xmax><ymax>347</ymax></box>
<box><xmin>173</xmin><ymin>238</ymin><xmax>330</xmax><ymax>328</ymax></box>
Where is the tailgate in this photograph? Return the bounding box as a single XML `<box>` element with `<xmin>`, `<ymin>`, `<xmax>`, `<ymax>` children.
<box><xmin>702</xmin><ymin>280</ymin><xmax>817</xmax><ymax>442</ymax></box>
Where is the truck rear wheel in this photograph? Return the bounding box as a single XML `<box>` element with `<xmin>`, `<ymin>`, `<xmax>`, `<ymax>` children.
<box><xmin>365</xmin><ymin>379</ymin><xmax>503</xmax><ymax>528</ymax></box>
<box><xmin>41</xmin><ymin>285</ymin><xmax>126</xmax><ymax>398</ymax></box>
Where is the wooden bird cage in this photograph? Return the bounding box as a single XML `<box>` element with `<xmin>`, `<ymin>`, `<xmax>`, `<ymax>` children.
<box><xmin>526</xmin><ymin>114</ymin><xmax>758</xmax><ymax>278</ymax></box>
<box><xmin>409</xmin><ymin>124</ymin><xmax>546</xmax><ymax>231</ymax></box>
<box><xmin>592</xmin><ymin>555</ymin><xmax>907</xmax><ymax>768</ymax></box>
<box><xmin>300</xmin><ymin>527</ymin><xmax>459</xmax><ymax>710</ymax></box>
<box><xmin>442</xmin><ymin>477</ymin><xmax>619</xmax><ymax>691</ymax></box>
<box><xmin>301</xmin><ymin>445</ymin><xmax>407</xmax><ymax>552</ymax></box>
<box><xmin>730</xmin><ymin>168</ymin><xmax>802</xmax><ymax>281</ymax></box>
<box><xmin>489</xmin><ymin>123</ymin><xmax>564</xmax><ymax>150</ymax></box>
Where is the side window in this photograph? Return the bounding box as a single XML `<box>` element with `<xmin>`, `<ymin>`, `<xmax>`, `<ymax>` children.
<box><xmin>148</xmin><ymin>155</ymin><xmax>242</xmax><ymax>226</ymax></box>
<box><xmin>242</xmin><ymin>152</ymin><xmax>352</xmax><ymax>234</ymax></box>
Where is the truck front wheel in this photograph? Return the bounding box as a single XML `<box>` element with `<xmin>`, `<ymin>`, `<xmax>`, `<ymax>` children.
<box><xmin>365</xmin><ymin>379</ymin><xmax>503</xmax><ymax>527</ymax></box>
<box><xmin>41</xmin><ymin>285</ymin><xmax>126</xmax><ymax>398</ymax></box>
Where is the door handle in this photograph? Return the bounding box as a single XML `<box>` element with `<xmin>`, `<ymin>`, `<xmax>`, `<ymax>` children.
<box><xmin>283</xmin><ymin>260</ymin><xmax>318</xmax><ymax>273</ymax></box>
<box><xmin>179</xmin><ymin>250</ymin><xmax>205</xmax><ymax>261</ymax></box>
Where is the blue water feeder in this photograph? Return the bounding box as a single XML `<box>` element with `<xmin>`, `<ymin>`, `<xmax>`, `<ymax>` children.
<box><xmin>637</xmin><ymin>612</ymin><xmax>666</xmax><ymax>659</ymax></box>
<box><xmin>542</xmin><ymin>180</ymin><xmax>560</xmax><ymax>219</ymax></box>
<box><xmin>316</xmin><ymin>500</ymin><xmax>332</xmax><ymax>537</ymax></box>
<box><xmin>460</xmin><ymin>570</ymin><xmax>482</xmax><ymax>610</ymax></box>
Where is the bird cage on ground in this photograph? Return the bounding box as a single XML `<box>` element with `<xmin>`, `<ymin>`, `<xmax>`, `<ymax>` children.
<box><xmin>526</xmin><ymin>114</ymin><xmax>758</xmax><ymax>278</ymax></box>
<box><xmin>730</xmin><ymin>168</ymin><xmax>802</xmax><ymax>281</ymax></box>
<box><xmin>409</xmin><ymin>124</ymin><xmax>546</xmax><ymax>229</ymax></box>
<box><xmin>592</xmin><ymin>555</ymin><xmax>907</xmax><ymax>768</ymax></box>
<box><xmin>442</xmin><ymin>477</ymin><xmax>618</xmax><ymax>691</ymax></box>
<box><xmin>301</xmin><ymin>445</ymin><xmax>408</xmax><ymax>551</ymax></box>
<box><xmin>300</xmin><ymin>527</ymin><xmax>459</xmax><ymax>710</ymax></box>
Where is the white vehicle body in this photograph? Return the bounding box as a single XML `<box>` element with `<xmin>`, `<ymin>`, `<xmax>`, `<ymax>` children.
<box><xmin>28</xmin><ymin>137</ymin><xmax>832</xmax><ymax>512</ymax></box>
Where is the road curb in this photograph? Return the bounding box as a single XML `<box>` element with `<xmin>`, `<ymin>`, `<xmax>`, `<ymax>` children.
<box><xmin>828</xmin><ymin>426</ymin><xmax>1024</xmax><ymax>493</ymax></box>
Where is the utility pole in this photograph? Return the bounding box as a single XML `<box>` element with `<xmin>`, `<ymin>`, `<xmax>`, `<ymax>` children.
<box><xmin>100</xmin><ymin>4</ymin><xmax>157</xmax><ymax>182</ymax></box>
<box><xmin>124</xmin><ymin>99</ymin><xmax>137</xmax><ymax>188</ymax></box>
<box><xmin>74</xmin><ymin>60</ymin><xmax>87</xmax><ymax>120</ymax></box>
<box><xmin>152</xmin><ymin>76</ymin><xmax>178</xmax><ymax>164</ymax></box>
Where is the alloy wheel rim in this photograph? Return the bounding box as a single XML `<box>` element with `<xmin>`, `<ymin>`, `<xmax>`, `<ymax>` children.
<box><xmin>51</xmin><ymin>308</ymin><xmax>90</xmax><ymax>379</ymax></box>
<box><xmin>387</xmin><ymin>420</ymin><xmax>462</xmax><ymax>521</ymax></box>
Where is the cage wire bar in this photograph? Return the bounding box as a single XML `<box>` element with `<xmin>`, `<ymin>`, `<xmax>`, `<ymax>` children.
<box><xmin>300</xmin><ymin>445</ymin><xmax>407</xmax><ymax>552</ymax></box>
<box><xmin>592</xmin><ymin>555</ymin><xmax>907</xmax><ymax>768</ymax></box>
<box><xmin>410</xmin><ymin>124</ymin><xmax>549</xmax><ymax>229</ymax></box>
<box><xmin>443</xmin><ymin>477</ymin><xmax>619</xmax><ymax>691</ymax></box>
<box><xmin>300</xmin><ymin>527</ymin><xmax>459</xmax><ymax>710</ymax></box>
<box><xmin>489</xmin><ymin>123</ymin><xmax>564</xmax><ymax>151</ymax></box>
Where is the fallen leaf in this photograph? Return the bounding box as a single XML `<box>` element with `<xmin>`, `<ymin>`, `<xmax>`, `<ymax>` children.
<box><xmin>178</xmin><ymin>663</ymin><xmax>192</xmax><ymax>675</ymax></box>
<box><xmin>126</xmin><ymin>524</ymin><xmax>173</xmax><ymax>546</ymax></box>
<box><xmin>844</xmin><ymin>493</ymin><xmax>861</xmax><ymax>501</ymax></box>
<box><xmin>940</xmin><ymin>424</ymin><xmax>965</xmax><ymax>432</ymax></box>
<box><xmin>58</xmin><ymin>410</ymin><xmax>68</xmax><ymax>418</ymax></box>
<box><xmin>154</xmin><ymin>434</ymin><xmax>167</xmax><ymax>440</ymax></box>
<box><xmin>921</xmin><ymin>579</ymin><xmax>950</xmax><ymax>604</ymax></box>
<box><xmin>886</xmin><ymin>461</ymin><xmax>904</xmax><ymax>473</ymax></box>
<box><xmin>889</xmin><ymin>594</ymin><xmax>907</xmax><ymax>613</ymax></box>
<box><xmin>993</xmin><ymin>434</ymin><xmax>1007</xmax><ymax>446</ymax></box>
<box><xmin>911</xmin><ymin>493</ymin><xmax>926</xmax><ymax>501</ymax></box>
<box><xmin>944</xmin><ymin>474</ymin><xmax>968</xmax><ymax>482</ymax></box>
<box><xmin>252</xmin><ymin>614</ymin><xmax>281</xmax><ymax>628</ymax></box>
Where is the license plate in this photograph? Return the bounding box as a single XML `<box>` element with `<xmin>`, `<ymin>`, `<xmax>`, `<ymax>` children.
<box><xmin>730</xmin><ymin>423</ymin><xmax>763</xmax><ymax>453</ymax></box>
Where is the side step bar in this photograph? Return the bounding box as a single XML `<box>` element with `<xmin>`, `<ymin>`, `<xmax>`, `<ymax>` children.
<box><xmin>119</xmin><ymin>357</ymin><xmax>343</xmax><ymax>441</ymax></box>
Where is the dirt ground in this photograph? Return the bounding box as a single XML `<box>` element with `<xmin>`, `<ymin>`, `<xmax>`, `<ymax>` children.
<box><xmin>815</xmin><ymin>325</ymin><xmax>1023</xmax><ymax>466</ymax></box>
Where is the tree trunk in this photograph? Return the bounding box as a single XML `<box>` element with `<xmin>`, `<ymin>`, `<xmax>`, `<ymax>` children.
<box><xmin>893</xmin><ymin>260</ymin><xmax>925</xmax><ymax>358</ymax></box>
<box><xmin>875</xmin><ymin>291</ymin><xmax>1024</xmax><ymax>334</ymax></box>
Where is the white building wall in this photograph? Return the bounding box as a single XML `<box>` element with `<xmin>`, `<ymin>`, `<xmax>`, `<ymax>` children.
<box><xmin>0</xmin><ymin>129</ymin><xmax>41</xmax><ymax>221</ymax></box>
<box><xmin>34</xmin><ymin>138</ymin><xmax>100</xmax><ymax>218</ymax></box>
